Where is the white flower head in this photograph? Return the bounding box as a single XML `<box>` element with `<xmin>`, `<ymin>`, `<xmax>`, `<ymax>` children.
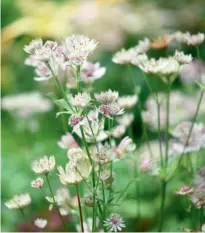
<box><xmin>173</xmin><ymin>31</ymin><xmax>191</xmax><ymax>44</ymax></box>
<box><xmin>31</xmin><ymin>177</ymin><xmax>44</xmax><ymax>188</ymax></box>
<box><xmin>171</xmin><ymin>121</ymin><xmax>205</xmax><ymax>153</ymax></box>
<box><xmin>175</xmin><ymin>186</ymin><xmax>194</xmax><ymax>195</ymax></box>
<box><xmin>112</xmin><ymin>48</ymin><xmax>133</xmax><ymax>64</ymax></box>
<box><xmin>95</xmin><ymin>90</ymin><xmax>119</xmax><ymax>104</ymax></box>
<box><xmin>24</xmin><ymin>38</ymin><xmax>54</xmax><ymax>62</ymax></box>
<box><xmin>174</xmin><ymin>50</ymin><xmax>193</xmax><ymax>64</ymax></box>
<box><xmin>57</xmin><ymin>155</ymin><xmax>91</xmax><ymax>185</ymax></box>
<box><xmin>88</xmin><ymin>109</ymin><xmax>99</xmax><ymax>121</ymax></box>
<box><xmin>134</xmin><ymin>38</ymin><xmax>150</xmax><ymax>54</ymax></box>
<box><xmin>131</xmin><ymin>53</ymin><xmax>148</xmax><ymax>67</ymax></box>
<box><xmin>58</xmin><ymin>132</ymin><xmax>78</xmax><ymax>150</ymax></box>
<box><xmin>81</xmin><ymin>62</ymin><xmax>106</xmax><ymax>83</ymax></box>
<box><xmin>70</xmin><ymin>92</ymin><xmax>91</xmax><ymax>108</ymax></box>
<box><xmin>62</xmin><ymin>35</ymin><xmax>98</xmax><ymax>66</ymax></box>
<box><xmin>114</xmin><ymin>136</ymin><xmax>136</xmax><ymax>159</ymax></box>
<box><xmin>69</xmin><ymin>115</ymin><xmax>84</xmax><ymax>127</ymax></box>
<box><xmin>139</xmin><ymin>57</ymin><xmax>180</xmax><ymax>76</ymax></box>
<box><xmin>112</xmin><ymin>125</ymin><xmax>126</xmax><ymax>138</ymax></box>
<box><xmin>104</xmin><ymin>213</ymin><xmax>125</xmax><ymax>232</ymax></box>
<box><xmin>5</xmin><ymin>193</ymin><xmax>31</xmax><ymax>209</ymax></box>
<box><xmin>99</xmin><ymin>103</ymin><xmax>124</xmax><ymax>118</ymax></box>
<box><xmin>186</xmin><ymin>33</ymin><xmax>205</xmax><ymax>46</ymax></box>
<box><xmin>116</xmin><ymin>113</ymin><xmax>134</xmax><ymax>128</ymax></box>
<box><xmin>31</xmin><ymin>155</ymin><xmax>55</xmax><ymax>174</ymax></box>
<box><xmin>194</xmin><ymin>166</ymin><xmax>205</xmax><ymax>189</ymax></box>
<box><xmin>34</xmin><ymin>218</ymin><xmax>48</xmax><ymax>228</ymax></box>
<box><xmin>118</xmin><ymin>95</ymin><xmax>138</xmax><ymax>109</ymax></box>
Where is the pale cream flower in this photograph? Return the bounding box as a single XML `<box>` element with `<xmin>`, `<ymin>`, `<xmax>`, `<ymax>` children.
<box><xmin>134</xmin><ymin>38</ymin><xmax>150</xmax><ymax>54</ymax></box>
<box><xmin>173</xmin><ymin>31</ymin><xmax>190</xmax><ymax>44</ymax></box>
<box><xmin>143</xmin><ymin>91</ymin><xmax>196</xmax><ymax>130</ymax></box>
<box><xmin>92</xmin><ymin>144</ymin><xmax>114</xmax><ymax>165</ymax></box>
<box><xmin>58</xmin><ymin>133</ymin><xmax>78</xmax><ymax>150</ymax></box>
<box><xmin>117</xmin><ymin>95</ymin><xmax>138</xmax><ymax>109</ymax></box>
<box><xmin>31</xmin><ymin>177</ymin><xmax>44</xmax><ymax>188</ymax></box>
<box><xmin>31</xmin><ymin>155</ymin><xmax>55</xmax><ymax>174</ymax></box>
<box><xmin>114</xmin><ymin>136</ymin><xmax>136</xmax><ymax>159</ymax></box>
<box><xmin>139</xmin><ymin>57</ymin><xmax>180</xmax><ymax>76</ymax></box>
<box><xmin>173</xmin><ymin>50</ymin><xmax>193</xmax><ymax>64</ymax></box>
<box><xmin>171</xmin><ymin>121</ymin><xmax>205</xmax><ymax>153</ymax></box>
<box><xmin>70</xmin><ymin>92</ymin><xmax>91</xmax><ymax>108</ymax></box>
<box><xmin>112</xmin><ymin>48</ymin><xmax>133</xmax><ymax>64</ymax></box>
<box><xmin>112</xmin><ymin>125</ymin><xmax>126</xmax><ymax>138</ymax></box>
<box><xmin>186</xmin><ymin>33</ymin><xmax>205</xmax><ymax>46</ymax></box>
<box><xmin>5</xmin><ymin>193</ymin><xmax>31</xmax><ymax>209</ymax></box>
<box><xmin>87</xmin><ymin>109</ymin><xmax>99</xmax><ymax>121</ymax></box>
<box><xmin>57</xmin><ymin>155</ymin><xmax>91</xmax><ymax>184</ymax></box>
<box><xmin>62</xmin><ymin>35</ymin><xmax>98</xmax><ymax>66</ymax></box>
<box><xmin>81</xmin><ymin>62</ymin><xmax>106</xmax><ymax>83</ymax></box>
<box><xmin>131</xmin><ymin>53</ymin><xmax>148</xmax><ymax>67</ymax></box>
<box><xmin>1</xmin><ymin>92</ymin><xmax>52</xmax><ymax>119</ymax></box>
<box><xmin>34</xmin><ymin>218</ymin><xmax>48</xmax><ymax>228</ymax></box>
<box><xmin>95</xmin><ymin>90</ymin><xmax>119</xmax><ymax>104</ymax></box>
<box><xmin>116</xmin><ymin>113</ymin><xmax>134</xmax><ymax>128</ymax></box>
<box><xmin>99</xmin><ymin>103</ymin><xmax>124</xmax><ymax>118</ymax></box>
<box><xmin>104</xmin><ymin>213</ymin><xmax>125</xmax><ymax>232</ymax></box>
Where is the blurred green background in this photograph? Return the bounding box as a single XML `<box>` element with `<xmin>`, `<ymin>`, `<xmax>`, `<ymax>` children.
<box><xmin>2</xmin><ymin>0</ymin><xmax>205</xmax><ymax>231</ymax></box>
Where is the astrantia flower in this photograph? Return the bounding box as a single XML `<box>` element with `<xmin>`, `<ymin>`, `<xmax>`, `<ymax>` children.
<box><xmin>31</xmin><ymin>155</ymin><xmax>55</xmax><ymax>174</ymax></box>
<box><xmin>82</xmin><ymin>195</ymin><xmax>94</xmax><ymax>207</ymax></box>
<box><xmin>112</xmin><ymin>48</ymin><xmax>133</xmax><ymax>64</ymax></box>
<box><xmin>31</xmin><ymin>177</ymin><xmax>44</xmax><ymax>188</ymax></box>
<box><xmin>69</xmin><ymin>115</ymin><xmax>84</xmax><ymax>127</ymax></box>
<box><xmin>116</xmin><ymin>113</ymin><xmax>134</xmax><ymax>128</ymax></box>
<box><xmin>5</xmin><ymin>193</ymin><xmax>31</xmax><ymax>209</ymax></box>
<box><xmin>173</xmin><ymin>31</ymin><xmax>190</xmax><ymax>44</ymax></box>
<box><xmin>176</xmin><ymin>186</ymin><xmax>194</xmax><ymax>195</ymax></box>
<box><xmin>189</xmin><ymin>187</ymin><xmax>205</xmax><ymax>208</ymax></box>
<box><xmin>171</xmin><ymin>121</ymin><xmax>205</xmax><ymax>153</ymax></box>
<box><xmin>99</xmin><ymin>103</ymin><xmax>124</xmax><ymax>117</ymax></box>
<box><xmin>139</xmin><ymin>57</ymin><xmax>180</xmax><ymax>76</ymax></box>
<box><xmin>117</xmin><ymin>95</ymin><xmax>138</xmax><ymax>109</ymax></box>
<box><xmin>112</xmin><ymin>125</ymin><xmax>126</xmax><ymax>138</ymax></box>
<box><xmin>186</xmin><ymin>33</ymin><xmax>205</xmax><ymax>46</ymax></box>
<box><xmin>67</xmin><ymin>147</ymin><xmax>86</xmax><ymax>161</ymax></box>
<box><xmin>134</xmin><ymin>38</ymin><xmax>150</xmax><ymax>54</ymax></box>
<box><xmin>24</xmin><ymin>38</ymin><xmax>54</xmax><ymax>62</ymax></box>
<box><xmin>70</xmin><ymin>92</ymin><xmax>91</xmax><ymax>108</ymax></box>
<box><xmin>95</xmin><ymin>90</ymin><xmax>119</xmax><ymax>104</ymax></box>
<box><xmin>92</xmin><ymin>144</ymin><xmax>114</xmax><ymax>165</ymax></box>
<box><xmin>104</xmin><ymin>213</ymin><xmax>125</xmax><ymax>232</ymax></box>
<box><xmin>81</xmin><ymin>62</ymin><xmax>106</xmax><ymax>83</ymax></box>
<box><xmin>174</xmin><ymin>50</ymin><xmax>192</xmax><ymax>64</ymax></box>
<box><xmin>57</xmin><ymin>155</ymin><xmax>91</xmax><ymax>184</ymax></box>
<box><xmin>131</xmin><ymin>53</ymin><xmax>148</xmax><ymax>67</ymax></box>
<box><xmin>34</xmin><ymin>218</ymin><xmax>47</xmax><ymax>228</ymax></box>
<box><xmin>88</xmin><ymin>109</ymin><xmax>99</xmax><ymax>121</ymax></box>
<box><xmin>58</xmin><ymin>132</ymin><xmax>78</xmax><ymax>150</ymax></box>
<box><xmin>114</xmin><ymin>136</ymin><xmax>136</xmax><ymax>159</ymax></box>
<box><xmin>62</xmin><ymin>35</ymin><xmax>98</xmax><ymax>66</ymax></box>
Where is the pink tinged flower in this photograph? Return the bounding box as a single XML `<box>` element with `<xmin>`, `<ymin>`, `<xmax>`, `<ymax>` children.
<box><xmin>114</xmin><ymin>136</ymin><xmax>136</xmax><ymax>158</ymax></box>
<box><xmin>44</xmin><ymin>40</ymin><xmax>58</xmax><ymax>50</ymax></box>
<box><xmin>99</xmin><ymin>103</ymin><xmax>124</xmax><ymax>117</ymax></box>
<box><xmin>176</xmin><ymin>186</ymin><xmax>194</xmax><ymax>195</ymax></box>
<box><xmin>104</xmin><ymin>213</ymin><xmax>125</xmax><ymax>232</ymax></box>
<box><xmin>88</xmin><ymin>109</ymin><xmax>99</xmax><ymax>121</ymax></box>
<box><xmin>31</xmin><ymin>177</ymin><xmax>44</xmax><ymax>188</ymax></box>
<box><xmin>34</xmin><ymin>63</ymin><xmax>52</xmax><ymax>81</ymax></box>
<box><xmin>112</xmin><ymin>125</ymin><xmax>126</xmax><ymax>138</ymax></box>
<box><xmin>24</xmin><ymin>55</ymin><xmax>41</xmax><ymax>67</ymax></box>
<box><xmin>58</xmin><ymin>133</ymin><xmax>78</xmax><ymax>150</ymax></box>
<box><xmin>95</xmin><ymin>90</ymin><xmax>119</xmax><ymax>104</ymax></box>
<box><xmin>81</xmin><ymin>62</ymin><xmax>106</xmax><ymax>83</ymax></box>
<box><xmin>140</xmin><ymin>156</ymin><xmax>153</xmax><ymax>172</ymax></box>
<box><xmin>69</xmin><ymin>115</ymin><xmax>84</xmax><ymax>127</ymax></box>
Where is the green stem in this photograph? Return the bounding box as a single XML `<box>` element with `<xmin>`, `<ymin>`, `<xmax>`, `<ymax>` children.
<box><xmin>45</xmin><ymin>174</ymin><xmax>66</xmax><ymax>230</ymax></box>
<box><xmin>200</xmin><ymin>207</ymin><xmax>204</xmax><ymax>230</ymax></box>
<box><xmin>76</xmin><ymin>184</ymin><xmax>84</xmax><ymax>232</ymax></box>
<box><xmin>158</xmin><ymin>180</ymin><xmax>167</xmax><ymax>232</ymax></box>
<box><xmin>76</xmin><ymin>65</ymin><xmax>81</xmax><ymax>92</ymax></box>
<box><xmin>19</xmin><ymin>208</ymin><xmax>25</xmax><ymax>219</ymax></box>
<box><xmin>156</xmin><ymin>93</ymin><xmax>164</xmax><ymax>168</ymax></box>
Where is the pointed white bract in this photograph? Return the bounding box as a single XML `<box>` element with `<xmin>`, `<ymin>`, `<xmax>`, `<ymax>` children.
<box><xmin>174</xmin><ymin>50</ymin><xmax>192</xmax><ymax>64</ymax></box>
<box><xmin>31</xmin><ymin>177</ymin><xmax>44</xmax><ymax>188</ymax></box>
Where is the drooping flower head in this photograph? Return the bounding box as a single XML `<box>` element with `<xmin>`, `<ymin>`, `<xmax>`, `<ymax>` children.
<box><xmin>31</xmin><ymin>155</ymin><xmax>55</xmax><ymax>174</ymax></box>
<box><xmin>104</xmin><ymin>213</ymin><xmax>125</xmax><ymax>232</ymax></box>
<box><xmin>5</xmin><ymin>193</ymin><xmax>31</xmax><ymax>209</ymax></box>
